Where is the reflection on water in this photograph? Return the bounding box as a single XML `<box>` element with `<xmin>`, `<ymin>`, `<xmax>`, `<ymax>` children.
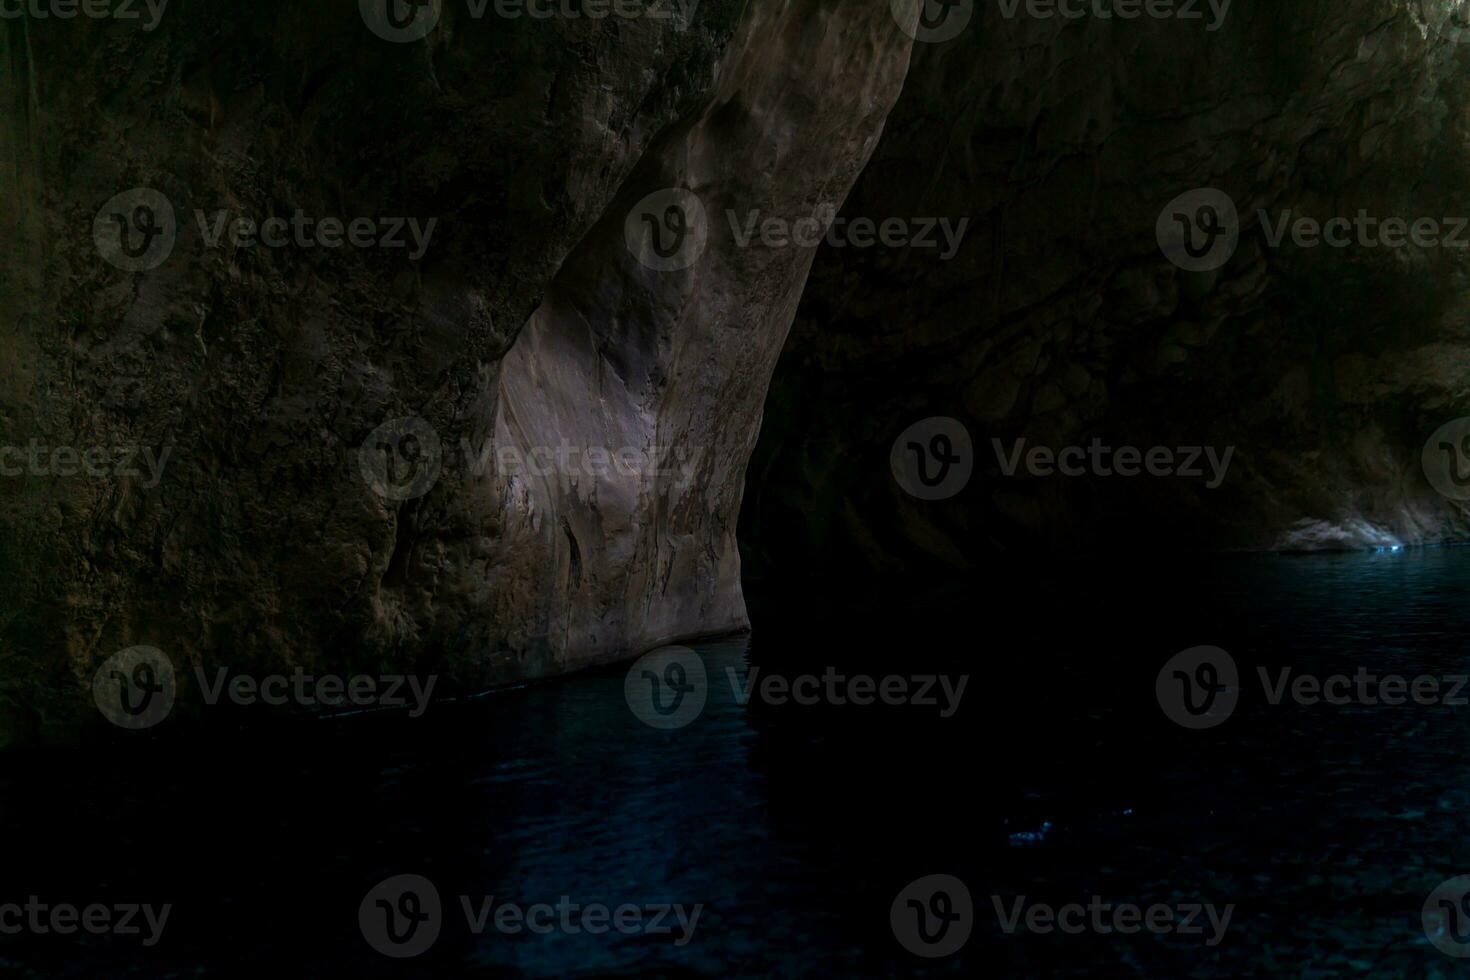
<box><xmin>6</xmin><ymin>547</ymin><xmax>1470</xmax><ymax>974</ymax></box>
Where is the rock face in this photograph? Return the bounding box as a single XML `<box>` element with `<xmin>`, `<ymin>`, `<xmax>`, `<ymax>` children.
<box><xmin>744</xmin><ymin>0</ymin><xmax>1470</xmax><ymax>593</ymax></box>
<box><xmin>9</xmin><ymin>0</ymin><xmax>1470</xmax><ymax>742</ymax></box>
<box><xmin>0</xmin><ymin>1</ymin><xmax>915</xmax><ymax>741</ymax></box>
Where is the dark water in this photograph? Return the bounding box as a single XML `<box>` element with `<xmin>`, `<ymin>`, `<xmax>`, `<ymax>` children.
<box><xmin>7</xmin><ymin>547</ymin><xmax>1470</xmax><ymax>975</ymax></box>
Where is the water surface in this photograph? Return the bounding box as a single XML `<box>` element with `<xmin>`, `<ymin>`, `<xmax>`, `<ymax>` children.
<box><xmin>5</xmin><ymin>547</ymin><xmax>1470</xmax><ymax>975</ymax></box>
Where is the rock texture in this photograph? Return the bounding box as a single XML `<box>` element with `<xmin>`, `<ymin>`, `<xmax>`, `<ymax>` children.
<box><xmin>744</xmin><ymin>0</ymin><xmax>1470</xmax><ymax>593</ymax></box>
<box><xmin>10</xmin><ymin>0</ymin><xmax>1470</xmax><ymax>742</ymax></box>
<box><xmin>0</xmin><ymin>1</ymin><xmax>915</xmax><ymax>741</ymax></box>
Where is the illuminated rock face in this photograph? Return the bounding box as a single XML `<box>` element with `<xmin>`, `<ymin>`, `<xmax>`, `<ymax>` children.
<box><xmin>744</xmin><ymin>0</ymin><xmax>1470</xmax><ymax>589</ymax></box>
<box><xmin>439</xmin><ymin>0</ymin><xmax>916</xmax><ymax>683</ymax></box>
<box><xmin>0</xmin><ymin>1</ymin><xmax>915</xmax><ymax>740</ymax></box>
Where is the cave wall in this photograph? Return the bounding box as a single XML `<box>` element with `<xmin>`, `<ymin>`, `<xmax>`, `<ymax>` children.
<box><xmin>0</xmin><ymin>0</ymin><xmax>914</xmax><ymax>741</ymax></box>
<box><xmin>744</xmin><ymin>0</ymin><xmax>1470</xmax><ymax>592</ymax></box>
<box><xmin>7</xmin><ymin>0</ymin><xmax>1470</xmax><ymax>741</ymax></box>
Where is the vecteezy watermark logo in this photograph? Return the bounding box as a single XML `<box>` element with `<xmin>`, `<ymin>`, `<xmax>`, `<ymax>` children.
<box><xmin>1258</xmin><ymin>667</ymin><xmax>1470</xmax><ymax>708</ymax></box>
<box><xmin>361</xmin><ymin>424</ymin><xmax>703</xmax><ymax>495</ymax></box>
<box><xmin>92</xmin><ymin>646</ymin><xmax>176</xmax><ymax>730</ymax></box>
<box><xmin>1157</xmin><ymin>188</ymin><xmax>1239</xmax><ymax>272</ymax></box>
<box><xmin>461</xmin><ymin>895</ymin><xmax>703</xmax><ymax>945</ymax></box>
<box><xmin>1423</xmin><ymin>417</ymin><xmax>1470</xmax><ymax>501</ymax></box>
<box><xmin>994</xmin><ymin>895</ymin><xmax>1233</xmax><ymax>946</ymax></box>
<box><xmin>1162</xmin><ymin>654</ymin><xmax>1470</xmax><ymax>729</ymax></box>
<box><xmin>1156</xmin><ymin>646</ymin><xmax>1238</xmax><ymax>730</ymax></box>
<box><xmin>360</xmin><ymin>875</ymin><xmax>704</xmax><ymax>956</ymax></box>
<box><xmin>625</xmin><ymin>188</ymin><xmax>710</xmax><ymax>272</ymax></box>
<box><xmin>360</xmin><ymin>0</ymin><xmax>442</xmax><ymax>42</ymax></box>
<box><xmin>891</xmin><ymin>0</ymin><xmax>973</xmax><ymax>43</ymax></box>
<box><xmin>1259</xmin><ymin>211</ymin><xmax>1470</xmax><ymax>251</ymax></box>
<box><xmin>726</xmin><ymin>667</ymin><xmax>968</xmax><ymax>717</ymax></box>
<box><xmin>726</xmin><ymin>207</ymin><xmax>969</xmax><ymax>260</ymax></box>
<box><xmin>1425</xmin><ymin>876</ymin><xmax>1470</xmax><ymax>957</ymax></box>
<box><xmin>993</xmin><ymin>438</ymin><xmax>1235</xmax><ymax>488</ymax></box>
<box><xmin>0</xmin><ymin>443</ymin><xmax>172</xmax><ymax>486</ymax></box>
<box><xmin>1</xmin><ymin>0</ymin><xmax>171</xmax><ymax>31</ymax></box>
<box><xmin>994</xmin><ymin>0</ymin><xmax>1232</xmax><ymax>30</ymax></box>
<box><xmin>464</xmin><ymin>439</ymin><xmax>704</xmax><ymax>486</ymax></box>
<box><xmin>890</xmin><ymin>417</ymin><xmax>973</xmax><ymax>501</ymax></box>
<box><xmin>891</xmin><ymin>875</ymin><xmax>972</xmax><ymax>958</ymax></box>
<box><xmin>194</xmin><ymin>667</ymin><xmax>438</xmax><ymax>717</ymax></box>
<box><xmin>486</xmin><ymin>0</ymin><xmax>700</xmax><ymax>28</ymax></box>
<box><xmin>0</xmin><ymin>899</ymin><xmax>172</xmax><ymax>947</ymax></box>
<box><xmin>360</xmin><ymin>417</ymin><xmax>443</xmax><ymax>501</ymax></box>
<box><xmin>194</xmin><ymin>209</ymin><xmax>435</xmax><ymax>258</ymax></box>
<box><xmin>94</xmin><ymin>188</ymin><xmax>177</xmax><ymax>272</ymax></box>
<box><xmin>624</xmin><ymin>646</ymin><xmax>707</xmax><ymax>729</ymax></box>
<box><xmin>360</xmin><ymin>874</ymin><xmax>442</xmax><ymax>958</ymax></box>
<box><xmin>360</xmin><ymin>0</ymin><xmax>698</xmax><ymax>38</ymax></box>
